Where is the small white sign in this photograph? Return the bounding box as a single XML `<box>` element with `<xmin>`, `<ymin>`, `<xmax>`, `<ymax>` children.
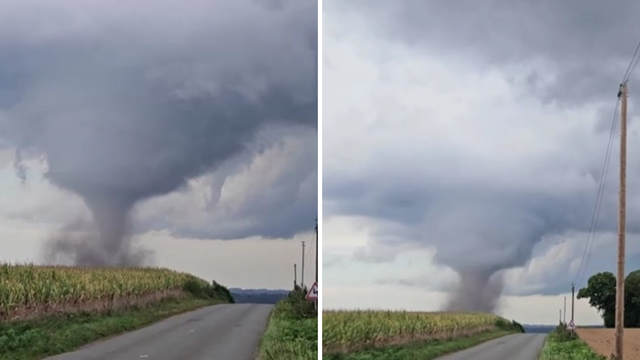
<box><xmin>568</xmin><ymin>320</ymin><xmax>576</xmax><ymax>330</ymax></box>
<box><xmin>305</xmin><ymin>281</ymin><xmax>318</xmax><ymax>300</ymax></box>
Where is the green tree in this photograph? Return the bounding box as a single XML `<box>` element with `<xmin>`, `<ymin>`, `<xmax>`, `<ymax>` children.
<box><xmin>577</xmin><ymin>270</ymin><xmax>640</xmax><ymax>327</ymax></box>
<box><xmin>577</xmin><ymin>271</ymin><xmax>616</xmax><ymax>327</ymax></box>
<box><xmin>624</xmin><ymin>270</ymin><xmax>640</xmax><ymax>327</ymax></box>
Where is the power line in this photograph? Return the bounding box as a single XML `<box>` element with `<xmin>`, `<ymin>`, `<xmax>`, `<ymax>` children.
<box><xmin>572</xmin><ymin>37</ymin><xmax>640</xmax><ymax>287</ymax></box>
<box><xmin>573</xmin><ymin>99</ymin><xmax>619</xmax><ymax>286</ymax></box>
<box><xmin>626</xmin><ymin>55</ymin><xmax>640</xmax><ymax>83</ymax></box>
<box><xmin>623</xmin><ymin>39</ymin><xmax>640</xmax><ymax>82</ymax></box>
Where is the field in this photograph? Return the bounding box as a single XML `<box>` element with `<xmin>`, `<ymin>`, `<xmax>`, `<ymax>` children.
<box><xmin>322</xmin><ymin>310</ymin><xmax>524</xmax><ymax>359</ymax></box>
<box><xmin>576</xmin><ymin>328</ymin><xmax>640</xmax><ymax>360</ymax></box>
<box><xmin>257</xmin><ymin>286</ymin><xmax>318</xmax><ymax>360</ymax></box>
<box><xmin>0</xmin><ymin>263</ymin><xmax>232</xmax><ymax>322</ymax></box>
<box><xmin>0</xmin><ymin>263</ymin><xmax>233</xmax><ymax>360</ymax></box>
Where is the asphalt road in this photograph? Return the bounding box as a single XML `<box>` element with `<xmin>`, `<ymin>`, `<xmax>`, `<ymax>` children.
<box><xmin>436</xmin><ymin>334</ymin><xmax>547</xmax><ymax>360</ymax></box>
<box><xmin>44</xmin><ymin>303</ymin><xmax>273</xmax><ymax>360</ymax></box>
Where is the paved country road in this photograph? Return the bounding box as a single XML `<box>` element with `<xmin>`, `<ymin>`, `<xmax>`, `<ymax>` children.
<box><xmin>44</xmin><ymin>304</ymin><xmax>273</xmax><ymax>360</ymax></box>
<box><xmin>436</xmin><ymin>334</ymin><xmax>547</xmax><ymax>360</ymax></box>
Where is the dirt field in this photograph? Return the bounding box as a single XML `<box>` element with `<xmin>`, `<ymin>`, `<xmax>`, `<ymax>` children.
<box><xmin>576</xmin><ymin>328</ymin><xmax>640</xmax><ymax>360</ymax></box>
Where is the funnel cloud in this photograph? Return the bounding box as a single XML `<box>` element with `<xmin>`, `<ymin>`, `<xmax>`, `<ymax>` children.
<box><xmin>0</xmin><ymin>0</ymin><xmax>317</xmax><ymax>266</ymax></box>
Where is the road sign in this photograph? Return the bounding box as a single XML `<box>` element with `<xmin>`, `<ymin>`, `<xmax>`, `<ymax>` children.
<box><xmin>568</xmin><ymin>320</ymin><xmax>576</xmax><ymax>330</ymax></box>
<box><xmin>305</xmin><ymin>281</ymin><xmax>318</xmax><ymax>300</ymax></box>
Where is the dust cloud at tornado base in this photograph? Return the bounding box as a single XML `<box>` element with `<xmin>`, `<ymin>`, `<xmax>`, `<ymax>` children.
<box><xmin>42</xmin><ymin>218</ymin><xmax>153</xmax><ymax>267</ymax></box>
<box><xmin>41</xmin><ymin>196</ymin><xmax>153</xmax><ymax>267</ymax></box>
<box><xmin>442</xmin><ymin>269</ymin><xmax>505</xmax><ymax>313</ymax></box>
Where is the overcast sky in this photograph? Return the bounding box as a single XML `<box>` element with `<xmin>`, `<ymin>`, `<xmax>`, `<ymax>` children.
<box><xmin>0</xmin><ymin>0</ymin><xmax>317</xmax><ymax>290</ymax></box>
<box><xmin>323</xmin><ymin>0</ymin><xmax>640</xmax><ymax>325</ymax></box>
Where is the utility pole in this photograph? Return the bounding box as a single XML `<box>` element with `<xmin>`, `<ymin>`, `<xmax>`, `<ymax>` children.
<box><xmin>614</xmin><ymin>81</ymin><xmax>628</xmax><ymax>360</ymax></box>
<box><xmin>301</xmin><ymin>241</ymin><xmax>306</xmax><ymax>289</ymax></box>
<box><xmin>563</xmin><ymin>297</ymin><xmax>567</xmax><ymax>324</ymax></box>
<box><xmin>571</xmin><ymin>283</ymin><xmax>575</xmax><ymax>324</ymax></box>
<box><xmin>294</xmin><ymin>263</ymin><xmax>297</xmax><ymax>289</ymax></box>
<box><xmin>559</xmin><ymin>309</ymin><xmax>562</xmax><ymax>325</ymax></box>
<box><xmin>315</xmin><ymin>219</ymin><xmax>319</xmax><ymax>283</ymax></box>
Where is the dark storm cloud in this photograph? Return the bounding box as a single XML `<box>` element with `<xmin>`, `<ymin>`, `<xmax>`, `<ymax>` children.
<box><xmin>331</xmin><ymin>0</ymin><xmax>640</xmax><ymax>106</ymax></box>
<box><xmin>324</xmin><ymin>0</ymin><xmax>640</xmax><ymax>306</ymax></box>
<box><xmin>0</xmin><ymin>0</ymin><xmax>317</xmax><ymax>265</ymax></box>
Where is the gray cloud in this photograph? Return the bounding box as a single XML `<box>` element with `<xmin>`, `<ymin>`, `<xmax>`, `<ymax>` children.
<box><xmin>137</xmin><ymin>125</ymin><xmax>317</xmax><ymax>240</ymax></box>
<box><xmin>0</xmin><ymin>0</ymin><xmax>317</xmax><ymax>265</ymax></box>
<box><xmin>324</xmin><ymin>0</ymin><xmax>640</xmax><ymax>306</ymax></box>
<box><xmin>330</xmin><ymin>0</ymin><xmax>640</xmax><ymax>106</ymax></box>
<box><xmin>322</xmin><ymin>255</ymin><xmax>343</xmax><ymax>269</ymax></box>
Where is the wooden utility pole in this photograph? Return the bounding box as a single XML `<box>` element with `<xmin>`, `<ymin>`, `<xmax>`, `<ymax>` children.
<box><xmin>563</xmin><ymin>297</ymin><xmax>567</xmax><ymax>324</ymax></box>
<box><xmin>571</xmin><ymin>283</ymin><xmax>575</xmax><ymax>324</ymax></box>
<box><xmin>315</xmin><ymin>219</ymin><xmax>318</xmax><ymax>283</ymax></box>
<box><xmin>559</xmin><ymin>309</ymin><xmax>562</xmax><ymax>325</ymax></box>
<box><xmin>301</xmin><ymin>241</ymin><xmax>306</xmax><ymax>289</ymax></box>
<box><xmin>294</xmin><ymin>263</ymin><xmax>297</xmax><ymax>288</ymax></box>
<box><xmin>614</xmin><ymin>81</ymin><xmax>628</xmax><ymax>360</ymax></box>
<box><xmin>314</xmin><ymin>220</ymin><xmax>319</xmax><ymax>311</ymax></box>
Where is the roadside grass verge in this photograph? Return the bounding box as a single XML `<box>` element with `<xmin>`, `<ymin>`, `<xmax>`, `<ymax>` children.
<box><xmin>322</xmin><ymin>310</ymin><xmax>524</xmax><ymax>359</ymax></box>
<box><xmin>257</xmin><ymin>286</ymin><xmax>317</xmax><ymax>360</ymax></box>
<box><xmin>539</xmin><ymin>324</ymin><xmax>605</xmax><ymax>360</ymax></box>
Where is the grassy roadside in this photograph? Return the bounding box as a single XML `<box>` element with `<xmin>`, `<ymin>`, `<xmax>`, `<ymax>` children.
<box><xmin>323</xmin><ymin>329</ymin><xmax>515</xmax><ymax>360</ymax></box>
<box><xmin>0</xmin><ymin>296</ymin><xmax>224</xmax><ymax>360</ymax></box>
<box><xmin>257</xmin><ymin>286</ymin><xmax>317</xmax><ymax>360</ymax></box>
<box><xmin>538</xmin><ymin>325</ymin><xmax>605</xmax><ymax>360</ymax></box>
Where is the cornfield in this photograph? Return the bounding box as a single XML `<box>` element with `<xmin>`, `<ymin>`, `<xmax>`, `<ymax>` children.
<box><xmin>322</xmin><ymin>310</ymin><xmax>510</xmax><ymax>353</ymax></box>
<box><xmin>0</xmin><ymin>263</ymin><xmax>214</xmax><ymax>321</ymax></box>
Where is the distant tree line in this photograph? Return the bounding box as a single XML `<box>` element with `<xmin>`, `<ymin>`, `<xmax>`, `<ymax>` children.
<box><xmin>230</xmin><ymin>289</ymin><xmax>289</xmax><ymax>304</ymax></box>
<box><xmin>577</xmin><ymin>269</ymin><xmax>640</xmax><ymax>327</ymax></box>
